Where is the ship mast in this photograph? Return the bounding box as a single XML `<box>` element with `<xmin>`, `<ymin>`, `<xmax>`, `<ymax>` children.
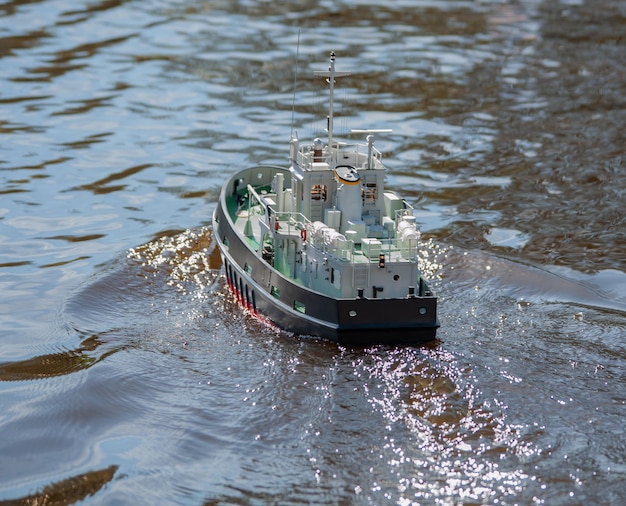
<box><xmin>314</xmin><ymin>51</ymin><xmax>351</xmax><ymax>162</ymax></box>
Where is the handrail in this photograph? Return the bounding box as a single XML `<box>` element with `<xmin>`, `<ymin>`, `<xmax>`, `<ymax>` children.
<box><xmin>296</xmin><ymin>142</ymin><xmax>383</xmax><ymax>170</ymax></box>
<box><xmin>257</xmin><ymin>189</ymin><xmax>419</xmax><ymax>263</ymax></box>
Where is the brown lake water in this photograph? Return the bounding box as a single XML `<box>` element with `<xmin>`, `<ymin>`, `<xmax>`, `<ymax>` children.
<box><xmin>1</xmin><ymin>0</ymin><xmax>625</xmax><ymax>504</ymax></box>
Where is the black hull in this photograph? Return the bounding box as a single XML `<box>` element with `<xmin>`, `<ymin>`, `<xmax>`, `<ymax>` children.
<box><xmin>213</xmin><ymin>199</ymin><xmax>439</xmax><ymax>346</ymax></box>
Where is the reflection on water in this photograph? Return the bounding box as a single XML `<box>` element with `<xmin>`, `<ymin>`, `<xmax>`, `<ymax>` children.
<box><xmin>3</xmin><ymin>466</ymin><xmax>119</xmax><ymax>506</ymax></box>
<box><xmin>355</xmin><ymin>347</ymin><xmax>536</xmax><ymax>503</ymax></box>
<box><xmin>1</xmin><ymin>0</ymin><xmax>625</xmax><ymax>504</ymax></box>
<box><xmin>0</xmin><ymin>334</ymin><xmax>99</xmax><ymax>381</ymax></box>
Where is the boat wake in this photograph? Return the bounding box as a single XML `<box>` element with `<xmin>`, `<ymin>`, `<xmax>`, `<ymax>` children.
<box><xmin>4</xmin><ymin>228</ymin><xmax>622</xmax><ymax>504</ymax></box>
<box><xmin>440</xmin><ymin>247</ymin><xmax>626</xmax><ymax>316</ymax></box>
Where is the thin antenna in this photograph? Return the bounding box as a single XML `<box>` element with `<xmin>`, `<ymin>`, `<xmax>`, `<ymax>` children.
<box><xmin>314</xmin><ymin>52</ymin><xmax>351</xmax><ymax>155</ymax></box>
<box><xmin>290</xmin><ymin>28</ymin><xmax>301</xmax><ymax>139</ymax></box>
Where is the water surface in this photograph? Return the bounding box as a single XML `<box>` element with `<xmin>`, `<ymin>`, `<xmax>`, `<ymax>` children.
<box><xmin>1</xmin><ymin>0</ymin><xmax>625</xmax><ymax>504</ymax></box>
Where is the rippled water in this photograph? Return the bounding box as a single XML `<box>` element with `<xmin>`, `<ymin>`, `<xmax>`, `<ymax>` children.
<box><xmin>1</xmin><ymin>0</ymin><xmax>625</xmax><ymax>504</ymax></box>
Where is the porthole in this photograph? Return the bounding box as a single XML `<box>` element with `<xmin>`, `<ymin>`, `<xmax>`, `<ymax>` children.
<box><xmin>348</xmin><ymin>310</ymin><xmax>357</xmax><ymax>317</ymax></box>
<box><xmin>418</xmin><ymin>307</ymin><xmax>427</xmax><ymax>315</ymax></box>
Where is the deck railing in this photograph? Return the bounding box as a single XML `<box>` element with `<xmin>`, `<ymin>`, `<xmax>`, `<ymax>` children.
<box><xmin>296</xmin><ymin>142</ymin><xmax>383</xmax><ymax>170</ymax></box>
<box><xmin>270</xmin><ymin>208</ymin><xmax>419</xmax><ymax>263</ymax></box>
<box><xmin>251</xmin><ymin>184</ymin><xmax>420</xmax><ymax>264</ymax></box>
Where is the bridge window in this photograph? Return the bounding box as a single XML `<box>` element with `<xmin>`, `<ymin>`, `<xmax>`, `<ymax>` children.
<box><xmin>363</xmin><ymin>183</ymin><xmax>377</xmax><ymax>202</ymax></box>
<box><xmin>311</xmin><ymin>184</ymin><xmax>327</xmax><ymax>201</ymax></box>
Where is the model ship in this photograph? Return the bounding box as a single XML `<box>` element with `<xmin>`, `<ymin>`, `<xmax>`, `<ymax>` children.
<box><xmin>212</xmin><ymin>52</ymin><xmax>439</xmax><ymax>345</ymax></box>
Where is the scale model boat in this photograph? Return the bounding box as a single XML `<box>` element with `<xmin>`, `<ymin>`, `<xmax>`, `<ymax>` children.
<box><xmin>212</xmin><ymin>52</ymin><xmax>439</xmax><ymax>345</ymax></box>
